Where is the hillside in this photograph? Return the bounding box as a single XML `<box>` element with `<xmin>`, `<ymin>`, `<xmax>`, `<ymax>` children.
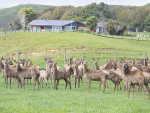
<box><xmin>0</xmin><ymin>32</ymin><xmax>150</xmax><ymax>61</ymax></box>
<box><xmin>108</xmin><ymin>5</ymin><xmax>123</xmax><ymax>9</ymax></box>
<box><xmin>0</xmin><ymin>4</ymin><xmax>51</xmax><ymax>29</ymax></box>
<box><xmin>145</xmin><ymin>3</ymin><xmax>150</xmax><ymax>6</ymax></box>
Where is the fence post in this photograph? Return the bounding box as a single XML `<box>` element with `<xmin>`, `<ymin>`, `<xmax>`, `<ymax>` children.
<box><xmin>102</xmin><ymin>53</ymin><xmax>104</xmax><ymax>58</ymax></box>
<box><xmin>17</xmin><ymin>50</ymin><xmax>19</xmax><ymax>62</ymax></box>
<box><xmin>114</xmin><ymin>52</ymin><xmax>116</xmax><ymax>61</ymax></box>
<box><xmin>99</xmin><ymin>52</ymin><xmax>100</xmax><ymax>56</ymax></box>
<box><xmin>101</xmin><ymin>61</ymin><xmax>102</xmax><ymax>66</ymax></box>
<box><xmin>49</xmin><ymin>28</ymin><xmax>50</xmax><ymax>32</ymax></box>
<box><xmin>64</xmin><ymin>50</ymin><xmax>66</xmax><ymax>65</ymax></box>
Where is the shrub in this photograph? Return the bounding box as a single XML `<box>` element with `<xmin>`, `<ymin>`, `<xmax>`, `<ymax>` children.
<box><xmin>84</xmin><ymin>29</ymin><xmax>91</xmax><ymax>33</ymax></box>
<box><xmin>78</xmin><ymin>28</ymin><xmax>84</xmax><ymax>32</ymax></box>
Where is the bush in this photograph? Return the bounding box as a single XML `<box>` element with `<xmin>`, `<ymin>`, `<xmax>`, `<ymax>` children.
<box><xmin>84</xmin><ymin>29</ymin><xmax>91</xmax><ymax>33</ymax></box>
<box><xmin>78</xmin><ymin>28</ymin><xmax>84</xmax><ymax>32</ymax></box>
<box><xmin>123</xmin><ymin>33</ymin><xmax>133</xmax><ymax>37</ymax></box>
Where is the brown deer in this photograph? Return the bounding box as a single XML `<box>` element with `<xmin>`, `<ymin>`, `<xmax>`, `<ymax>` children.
<box><xmin>15</xmin><ymin>61</ymin><xmax>40</xmax><ymax>90</ymax></box>
<box><xmin>40</xmin><ymin>63</ymin><xmax>52</xmax><ymax>88</ymax></box>
<box><xmin>122</xmin><ymin>62</ymin><xmax>150</xmax><ymax>99</ymax></box>
<box><xmin>4</xmin><ymin>59</ymin><xmax>21</xmax><ymax>89</ymax></box>
<box><xmin>52</xmin><ymin>61</ymin><xmax>71</xmax><ymax>90</ymax></box>
<box><xmin>83</xmin><ymin>59</ymin><xmax>109</xmax><ymax>93</ymax></box>
<box><xmin>73</xmin><ymin>63</ymin><xmax>83</xmax><ymax>88</ymax></box>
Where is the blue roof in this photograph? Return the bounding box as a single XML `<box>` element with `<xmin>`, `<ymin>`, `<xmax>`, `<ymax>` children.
<box><xmin>29</xmin><ymin>20</ymin><xmax>79</xmax><ymax>26</ymax></box>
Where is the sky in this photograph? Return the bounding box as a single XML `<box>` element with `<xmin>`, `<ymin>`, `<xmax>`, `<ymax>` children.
<box><xmin>0</xmin><ymin>0</ymin><xmax>150</xmax><ymax>8</ymax></box>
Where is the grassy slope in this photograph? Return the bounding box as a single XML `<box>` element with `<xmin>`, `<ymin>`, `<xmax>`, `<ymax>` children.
<box><xmin>0</xmin><ymin>4</ymin><xmax>51</xmax><ymax>29</ymax></box>
<box><xmin>0</xmin><ymin>32</ymin><xmax>150</xmax><ymax>112</ymax></box>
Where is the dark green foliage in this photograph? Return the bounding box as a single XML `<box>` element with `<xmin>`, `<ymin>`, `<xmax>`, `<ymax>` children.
<box><xmin>110</xmin><ymin>6</ymin><xmax>150</xmax><ymax>30</ymax></box>
<box><xmin>142</xmin><ymin>14</ymin><xmax>150</xmax><ymax>32</ymax></box>
<box><xmin>81</xmin><ymin>2</ymin><xmax>110</xmax><ymax>20</ymax></box>
<box><xmin>25</xmin><ymin>8</ymin><xmax>38</xmax><ymax>24</ymax></box>
<box><xmin>86</xmin><ymin>16</ymin><xmax>98</xmax><ymax>31</ymax></box>
<box><xmin>78</xmin><ymin>28</ymin><xmax>84</xmax><ymax>32</ymax></box>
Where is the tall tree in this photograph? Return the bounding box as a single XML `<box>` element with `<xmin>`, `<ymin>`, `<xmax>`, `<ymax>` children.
<box><xmin>86</xmin><ymin>16</ymin><xmax>98</xmax><ymax>31</ymax></box>
<box><xmin>142</xmin><ymin>14</ymin><xmax>150</xmax><ymax>32</ymax></box>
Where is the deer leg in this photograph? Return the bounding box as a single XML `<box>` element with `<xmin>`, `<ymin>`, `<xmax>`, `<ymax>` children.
<box><xmin>67</xmin><ymin>79</ymin><xmax>71</xmax><ymax>90</ymax></box>
<box><xmin>6</xmin><ymin>76</ymin><xmax>8</xmax><ymax>89</ymax></box>
<box><xmin>27</xmin><ymin>79</ymin><xmax>28</xmax><ymax>84</ymax></box>
<box><xmin>81</xmin><ymin>77</ymin><xmax>83</xmax><ymax>84</ymax></box>
<box><xmin>54</xmin><ymin>79</ymin><xmax>56</xmax><ymax>90</ymax></box>
<box><xmin>88</xmin><ymin>79</ymin><xmax>91</xmax><ymax>93</ymax></box>
<box><xmin>75</xmin><ymin>78</ymin><xmax>77</xmax><ymax>88</ymax></box>
<box><xmin>65</xmin><ymin>79</ymin><xmax>68</xmax><ymax>89</ymax></box>
<box><xmin>78</xmin><ymin>78</ymin><xmax>80</xmax><ymax>88</ymax></box>
<box><xmin>32</xmin><ymin>77</ymin><xmax>36</xmax><ymax>90</ymax></box>
<box><xmin>114</xmin><ymin>83</ymin><xmax>116</xmax><ymax>91</ymax></box>
<box><xmin>30</xmin><ymin>79</ymin><xmax>31</xmax><ymax>84</ymax></box>
<box><xmin>117</xmin><ymin>83</ymin><xmax>119</xmax><ymax>91</ymax></box>
<box><xmin>99</xmin><ymin>81</ymin><xmax>101</xmax><ymax>91</ymax></box>
<box><xmin>51</xmin><ymin>75</ymin><xmax>52</xmax><ymax>84</ymax></box>
<box><xmin>132</xmin><ymin>85</ymin><xmax>135</xmax><ymax>98</ymax></box>
<box><xmin>37</xmin><ymin>78</ymin><xmax>39</xmax><ymax>90</ymax></box>
<box><xmin>10</xmin><ymin>77</ymin><xmax>11</xmax><ymax>89</ymax></box>
<box><xmin>128</xmin><ymin>83</ymin><xmax>130</xmax><ymax>98</ymax></box>
<box><xmin>40</xmin><ymin>78</ymin><xmax>42</xmax><ymax>88</ymax></box>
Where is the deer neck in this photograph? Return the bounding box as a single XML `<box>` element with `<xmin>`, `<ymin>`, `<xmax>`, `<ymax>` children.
<box><xmin>0</xmin><ymin>62</ymin><xmax>4</xmax><ymax>71</ymax></box>
<box><xmin>4</xmin><ymin>63</ymin><xmax>9</xmax><ymax>73</ymax></box>
<box><xmin>95</xmin><ymin>64</ymin><xmax>99</xmax><ymax>70</ymax></box>
<box><xmin>17</xmin><ymin>65</ymin><xmax>22</xmax><ymax>73</ymax></box>
<box><xmin>123</xmin><ymin>66</ymin><xmax>130</xmax><ymax>75</ymax></box>
<box><xmin>83</xmin><ymin>65</ymin><xmax>88</xmax><ymax>74</ymax></box>
<box><xmin>53</xmin><ymin>66</ymin><xmax>57</xmax><ymax>77</ymax></box>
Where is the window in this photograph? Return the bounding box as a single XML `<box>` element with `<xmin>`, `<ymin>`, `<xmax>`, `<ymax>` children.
<box><xmin>65</xmin><ymin>26</ymin><xmax>76</xmax><ymax>31</ymax></box>
<box><xmin>52</xmin><ymin>26</ymin><xmax>62</xmax><ymax>31</ymax></box>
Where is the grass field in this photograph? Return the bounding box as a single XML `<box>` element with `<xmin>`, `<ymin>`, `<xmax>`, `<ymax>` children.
<box><xmin>0</xmin><ymin>31</ymin><xmax>150</xmax><ymax>112</ymax></box>
<box><xmin>0</xmin><ymin>72</ymin><xmax>150</xmax><ymax>113</ymax></box>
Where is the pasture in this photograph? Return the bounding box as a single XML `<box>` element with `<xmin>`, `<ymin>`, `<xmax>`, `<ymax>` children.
<box><xmin>0</xmin><ymin>31</ymin><xmax>150</xmax><ymax>112</ymax></box>
<box><xmin>0</xmin><ymin>72</ymin><xmax>150</xmax><ymax>113</ymax></box>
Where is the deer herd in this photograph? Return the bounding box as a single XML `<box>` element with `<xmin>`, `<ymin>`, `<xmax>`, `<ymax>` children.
<box><xmin>0</xmin><ymin>56</ymin><xmax>150</xmax><ymax>100</ymax></box>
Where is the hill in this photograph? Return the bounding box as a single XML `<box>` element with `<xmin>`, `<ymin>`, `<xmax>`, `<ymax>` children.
<box><xmin>144</xmin><ymin>3</ymin><xmax>150</xmax><ymax>6</ymax></box>
<box><xmin>0</xmin><ymin>31</ymin><xmax>150</xmax><ymax>64</ymax></box>
<box><xmin>0</xmin><ymin>4</ymin><xmax>51</xmax><ymax>29</ymax></box>
<box><xmin>108</xmin><ymin>5</ymin><xmax>123</xmax><ymax>9</ymax></box>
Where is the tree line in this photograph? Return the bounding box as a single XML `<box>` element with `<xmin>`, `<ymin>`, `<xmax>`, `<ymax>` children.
<box><xmin>2</xmin><ymin>2</ymin><xmax>150</xmax><ymax>34</ymax></box>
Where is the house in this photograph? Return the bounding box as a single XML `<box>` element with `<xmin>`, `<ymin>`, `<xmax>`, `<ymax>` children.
<box><xmin>28</xmin><ymin>19</ymin><xmax>86</xmax><ymax>31</ymax></box>
<box><xmin>95</xmin><ymin>22</ymin><xmax>107</xmax><ymax>33</ymax></box>
<box><xmin>136</xmin><ymin>27</ymin><xmax>143</xmax><ymax>32</ymax></box>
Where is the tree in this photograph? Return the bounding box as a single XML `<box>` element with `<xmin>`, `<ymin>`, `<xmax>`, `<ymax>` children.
<box><xmin>142</xmin><ymin>14</ymin><xmax>150</xmax><ymax>32</ymax></box>
<box><xmin>117</xmin><ymin>11</ymin><xmax>129</xmax><ymax>24</ymax></box>
<box><xmin>8</xmin><ymin>22</ymin><xmax>12</xmax><ymax>31</ymax></box>
<box><xmin>1</xmin><ymin>27</ymin><xmax>4</xmax><ymax>32</ymax></box>
<box><xmin>72</xmin><ymin>15</ymin><xmax>84</xmax><ymax>21</ymax></box>
<box><xmin>86</xmin><ymin>16</ymin><xmax>98</xmax><ymax>31</ymax></box>
<box><xmin>18</xmin><ymin>7</ymin><xmax>38</xmax><ymax>28</ymax></box>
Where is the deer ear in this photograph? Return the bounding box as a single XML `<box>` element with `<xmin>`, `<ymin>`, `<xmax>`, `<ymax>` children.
<box><xmin>14</xmin><ymin>60</ymin><xmax>16</xmax><ymax>63</ymax></box>
<box><xmin>98</xmin><ymin>58</ymin><xmax>100</xmax><ymax>61</ymax></box>
<box><xmin>87</xmin><ymin>59</ymin><xmax>89</xmax><ymax>62</ymax></box>
<box><xmin>105</xmin><ymin>60</ymin><xmax>108</xmax><ymax>62</ymax></box>
<box><xmin>1</xmin><ymin>57</ymin><xmax>4</xmax><ymax>60</ymax></box>
<box><xmin>92</xmin><ymin>58</ymin><xmax>95</xmax><ymax>61</ymax></box>
<box><xmin>28</xmin><ymin>59</ymin><xmax>30</xmax><ymax>62</ymax></box>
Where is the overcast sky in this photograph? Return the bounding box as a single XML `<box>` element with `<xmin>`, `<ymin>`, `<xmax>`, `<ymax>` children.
<box><xmin>1</xmin><ymin>0</ymin><xmax>150</xmax><ymax>8</ymax></box>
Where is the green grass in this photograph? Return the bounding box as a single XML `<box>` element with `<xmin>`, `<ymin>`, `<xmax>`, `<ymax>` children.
<box><xmin>0</xmin><ymin>4</ymin><xmax>51</xmax><ymax>29</ymax></box>
<box><xmin>0</xmin><ymin>32</ymin><xmax>150</xmax><ymax>112</ymax></box>
<box><xmin>0</xmin><ymin>72</ymin><xmax>150</xmax><ymax>113</ymax></box>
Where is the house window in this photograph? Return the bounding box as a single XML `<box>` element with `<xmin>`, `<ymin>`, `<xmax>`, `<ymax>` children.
<box><xmin>79</xmin><ymin>27</ymin><xmax>86</xmax><ymax>29</ymax></box>
<box><xmin>52</xmin><ymin>26</ymin><xmax>62</xmax><ymax>31</ymax></box>
<box><xmin>65</xmin><ymin>26</ymin><xmax>76</xmax><ymax>31</ymax></box>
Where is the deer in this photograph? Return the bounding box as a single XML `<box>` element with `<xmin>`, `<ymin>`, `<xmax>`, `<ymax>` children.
<box><xmin>15</xmin><ymin>61</ymin><xmax>40</xmax><ymax>90</ymax></box>
<box><xmin>83</xmin><ymin>59</ymin><xmax>109</xmax><ymax>93</ymax></box>
<box><xmin>3</xmin><ymin>59</ymin><xmax>21</xmax><ymax>89</ymax></box>
<box><xmin>122</xmin><ymin>62</ymin><xmax>150</xmax><ymax>99</ymax></box>
<box><xmin>73</xmin><ymin>63</ymin><xmax>83</xmax><ymax>88</ymax></box>
<box><xmin>40</xmin><ymin>63</ymin><xmax>52</xmax><ymax>88</ymax></box>
<box><xmin>52</xmin><ymin>61</ymin><xmax>71</xmax><ymax>90</ymax></box>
